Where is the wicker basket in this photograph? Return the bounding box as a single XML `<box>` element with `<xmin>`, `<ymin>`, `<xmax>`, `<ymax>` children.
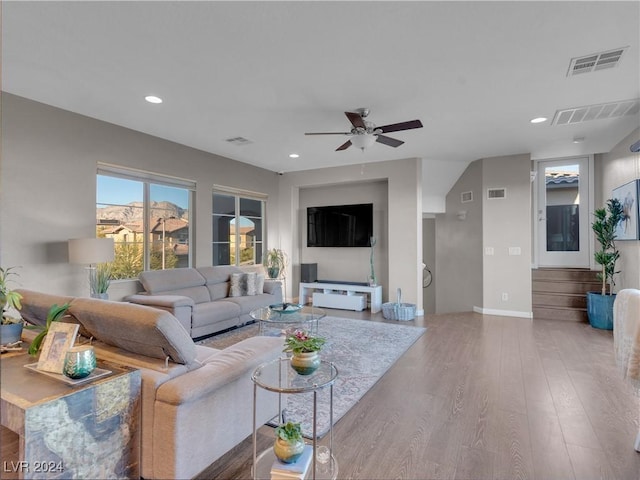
<box><xmin>381</xmin><ymin>288</ymin><xmax>416</xmax><ymax>321</ymax></box>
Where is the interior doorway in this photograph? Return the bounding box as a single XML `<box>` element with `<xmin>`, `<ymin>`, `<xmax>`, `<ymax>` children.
<box><xmin>536</xmin><ymin>156</ymin><xmax>592</xmax><ymax>268</ymax></box>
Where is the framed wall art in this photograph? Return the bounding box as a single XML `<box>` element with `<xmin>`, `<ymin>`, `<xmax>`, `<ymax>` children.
<box><xmin>612</xmin><ymin>180</ymin><xmax>639</xmax><ymax>240</ymax></box>
<box><xmin>36</xmin><ymin>322</ymin><xmax>79</xmax><ymax>373</ymax></box>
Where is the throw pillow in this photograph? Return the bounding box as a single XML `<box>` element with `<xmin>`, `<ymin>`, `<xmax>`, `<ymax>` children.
<box><xmin>230</xmin><ymin>272</ymin><xmax>258</xmax><ymax>296</ymax></box>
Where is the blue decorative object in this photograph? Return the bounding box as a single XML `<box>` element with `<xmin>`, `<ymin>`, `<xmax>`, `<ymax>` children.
<box><xmin>587</xmin><ymin>292</ymin><xmax>616</xmax><ymax>330</ymax></box>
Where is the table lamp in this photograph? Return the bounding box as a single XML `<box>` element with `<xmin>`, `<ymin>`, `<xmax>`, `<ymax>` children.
<box><xmin>68</xmin><ymin>238</ymin><xmax>115</xmax><ymax>297</ymax></box>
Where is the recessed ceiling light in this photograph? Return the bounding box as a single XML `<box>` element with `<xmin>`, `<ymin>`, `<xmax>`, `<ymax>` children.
<box><xmin>530</xmin><ymin>117</ymin><xmax>548</xmax><ymax>124</ymax></box>
<box><xmin>289</xmin><ymin>153</ymin><xmax>300</xmax><ymax>158</ymax></box>
<box><xmin>145</xmin><ymin>95</ymin><xmax>163</xmax><ymax>104</ymax></box>
<box><xmin>573</xmin><ymin>136</ymin><xmax>585</xmax><ymax>144</ymax></box>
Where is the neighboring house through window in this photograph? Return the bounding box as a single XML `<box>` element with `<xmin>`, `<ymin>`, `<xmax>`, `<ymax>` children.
<box><xmin>96</xmin><ymin>164</ymin><xmax>195</xmax><ymax>279</ymax></box>
<box><xmin>212</xmin><ymin>187</ymin><xmax>265</xmax><ymax>266</ymax></box>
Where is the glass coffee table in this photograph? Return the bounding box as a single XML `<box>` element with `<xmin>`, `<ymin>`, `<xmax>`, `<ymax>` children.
<box><xmin>250</xmin><ymin>305</ymin><xmax>326</xmax><ymax>336</ymax></box>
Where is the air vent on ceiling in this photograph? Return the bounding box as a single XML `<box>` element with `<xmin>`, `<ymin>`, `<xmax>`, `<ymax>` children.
<box><xmin>461</xmin><ymin>191</ymin><xmax>473</xmax><ymax>203</ymax></box>
<box><xmin>225</xmin><ymin>136</ymin><xmax>253</xmax><ymax>146</ymax></box>
<box><xmin>551</xmin><ymin>99</ymin><xmax>640</xmax><ymax>126</ymax></box>
<box><xmin>487</xmin><ymin>188</ymin><xmax>506</xmax><ymax>199</ymax></box>
<box><xmin>567</xmin><ymin>47</ymin><xmax>627</xmax><ymax>76</ymax></box>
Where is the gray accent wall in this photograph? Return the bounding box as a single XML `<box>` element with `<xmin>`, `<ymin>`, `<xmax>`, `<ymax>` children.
<box><xmin>598</xmin><ymin>127</ymin><xmax>640</xmax><ymax>290</ymax></box>
<box><xmin>435</xmin><ymin>153</ymin><xmax>532</xmax><ymax>316</ymax></box>
<box><xmin>0</xmin><ymin>94</ymin><xmax>280</xmax><ymax>299</ymax></box>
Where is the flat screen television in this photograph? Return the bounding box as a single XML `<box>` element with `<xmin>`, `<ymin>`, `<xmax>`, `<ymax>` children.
<box><xmin>307</xmin><ymin>203</ymin><xmax>373</xmax><ymax>247</ymax></box>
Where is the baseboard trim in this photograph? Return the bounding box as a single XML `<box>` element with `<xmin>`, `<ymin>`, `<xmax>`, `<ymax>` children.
<box><xmin>473</xmin><ymin>306</ymin><xmax>533</xmax><ymax>319</ymax></box>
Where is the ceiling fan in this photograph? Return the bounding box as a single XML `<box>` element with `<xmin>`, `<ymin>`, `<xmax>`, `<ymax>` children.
<box><xmin>305</xmin><ymin>108</ymin><xmax>423</xmax><ymax>151</ymax></box>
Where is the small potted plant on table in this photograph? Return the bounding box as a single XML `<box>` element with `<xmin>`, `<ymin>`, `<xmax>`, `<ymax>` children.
<box><xmin>273</xmin><ymin>421</ymin><xmax>305</xmax><ymax>464</ymax></box>
<box><xmin>284</xmin><ymin>329</ymin><xmax>325</xmax><ymax>375</ymax></box>
<box><xmin>0</xmin><ymin>266</ymin><xmax>24</xmax><ymax>346</ymax></box>
<box><xmin>587</xmin><ymin>198</ymin><xmax>624</xmax><ymax>329</ymax></box>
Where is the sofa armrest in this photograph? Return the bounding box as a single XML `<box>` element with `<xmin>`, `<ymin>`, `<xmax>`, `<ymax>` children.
<box><xmin>125</xmin><ymin>294</ymin><xmax>194</xmax><ymax>333</ymax></box>
<box><xmin>155</xmin><ymin>336</ymin><xmax>283</xmax><ymax>405</ymax></box>
<box><xmin>126</xmin><ymin>294</ymin><xmax>195</xmax><ymax>308</ymax></box>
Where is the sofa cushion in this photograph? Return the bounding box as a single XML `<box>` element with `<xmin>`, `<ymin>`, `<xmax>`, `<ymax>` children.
<box><xmin>139</xmin><ymin>268</ymin><xmax>210</xmax><ymax>302</ymax></box>
<box><xmin>192</xmin><ymin>301</ymin><xmax>241</xmax><ymax>328</ymax></box>
<box><xmin>226</xmin><ymin>293</ymin><xmax>279</xmax><ymax>315</ymax></box>
<box><xmin>69</xmin><ymin>298</ymin><xmax>197</xmax><ymax>366</ymax></box>
<box><xmin>197</xmin><ymin>266</ymin><xmax>242</xmax><ymax>301</ymax></box>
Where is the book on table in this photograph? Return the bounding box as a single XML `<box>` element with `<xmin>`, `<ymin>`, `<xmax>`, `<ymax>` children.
<box><xmin>271</xmin><ymin>444</ymin><xmax>313</xmax><ymax>479</ymax></box>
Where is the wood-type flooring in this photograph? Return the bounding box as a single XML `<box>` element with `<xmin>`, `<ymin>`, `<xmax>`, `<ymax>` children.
<box><xmin>198</xmin><ymin>310</ymin><xmax>640</xmax><ymax>480</ymax></box>
<box><xmin>2</xmin><ymin>310</ymin><xmax>638</xmax><ymax>479</ymax></box>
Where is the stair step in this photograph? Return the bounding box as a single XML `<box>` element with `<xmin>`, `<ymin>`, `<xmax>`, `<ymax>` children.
<box><xmin>532</xmin><ymin>292</ymin><xmax>586</xmax><ymax>309</ymax></box>
<box><xmin>532</xmin><ymin>279</ymin><xmax>601</xmax><ymax>295</ymax></box>
<box><xmin>532</xmin><ymin>268</ymin><xmax>599</xmax><ymax>283</ymax></box>
<box><xmin>532</xmin><ymin>305</ymin><xmax>588</xmax><ymax>322</ymax></box>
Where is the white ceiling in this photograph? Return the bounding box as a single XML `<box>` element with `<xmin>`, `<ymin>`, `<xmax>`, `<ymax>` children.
<box><xmin>3</xmin><ymin>1</ymin><xmax>639</xmax><ymax>212</ymax></box>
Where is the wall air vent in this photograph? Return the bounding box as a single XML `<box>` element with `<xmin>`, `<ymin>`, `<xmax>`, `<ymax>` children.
<box><xmin>552</xmin><ymin>99</ymin><xmax>640</xmax><ymax>126</ymax></box>
<box><xmin>461</xmin><ymin>191</ymin><xmax>473</xmax><ymax>203</ymax></box>
<box><xmin>487</xmin><ymin>188</ymin><xmax>506</xmax><ymax>199</ymax></box>
<box><xmin>567</xmin><ymin>47</ymin><xmax>627</xmax><ymax>76</ymax></box>
<box><xmin>225</xmin><ymin>136</ymin><xmax>253</xmax><ymax>146</ymax></box>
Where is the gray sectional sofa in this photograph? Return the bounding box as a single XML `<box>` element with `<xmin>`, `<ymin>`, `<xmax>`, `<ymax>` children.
<box><xmin>17</xmin><ymin>289</ymin><xmax>283</xmax><ymax>480</ymax></box>
<box><xmin>126</xmin><ymin>265</ymin><xmax>283</xmax><ymax>338</ymax></box>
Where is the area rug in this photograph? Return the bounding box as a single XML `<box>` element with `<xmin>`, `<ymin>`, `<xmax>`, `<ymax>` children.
<box><xmin>198</xmin><ymin>317</ymin><xmax>426</xmax><ymax>438</ymax></box>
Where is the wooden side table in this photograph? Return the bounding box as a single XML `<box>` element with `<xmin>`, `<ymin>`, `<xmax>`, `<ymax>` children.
<box><xmin>1</xmin><ymin>352</ymin><xmax>140</xmax><ymax>479</ymax></box>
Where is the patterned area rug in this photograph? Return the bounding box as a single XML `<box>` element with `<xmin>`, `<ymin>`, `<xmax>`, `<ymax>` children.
<box><xmin>198</xmin><ymin>316</ymin><xmax>426</xmax><ymax>438</ymax></box>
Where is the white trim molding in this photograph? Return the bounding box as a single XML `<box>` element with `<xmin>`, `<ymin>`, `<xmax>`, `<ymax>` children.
<box><xmin>473</xmin><ymin>306</ymin><xmax>533</xmax><ymax>319</ymax></box>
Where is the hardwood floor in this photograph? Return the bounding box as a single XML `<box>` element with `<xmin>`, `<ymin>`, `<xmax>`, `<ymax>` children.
<box><xmin>3</xmin><ymin>310</ymin><xmax>637</xmax><ymax>479</ymax></box>
<box><xmin>198</xmin><ymin>310</ymin><xmax>640</xmax><ymax>480</ymax></box>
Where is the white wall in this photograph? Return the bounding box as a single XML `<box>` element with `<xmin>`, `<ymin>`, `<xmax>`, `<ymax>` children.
<box><xmin>598</xmin><ymin>127</ymin><xmax>640</xmax><ymax>290</ymax></box>
<box><xmin>0</xmin><ymin>94</ymin><xmax>280</xmax><ymax>299</ymax></box>
<box><xmin>276</xmin><ymin>158</ymin><xmax>423</xmax><ymax>312</ymax></box>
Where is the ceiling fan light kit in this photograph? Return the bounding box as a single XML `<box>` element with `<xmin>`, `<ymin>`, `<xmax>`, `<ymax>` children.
<box><xmin>305</xmin><ymin>108</ymin><xmax>423</xmax><ymax>151</ymax></box>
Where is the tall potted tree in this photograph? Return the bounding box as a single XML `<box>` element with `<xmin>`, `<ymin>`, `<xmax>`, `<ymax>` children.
<box><xmin>587</xmin><ymin>198</ymin><xmax>624</xmax><ymax>329</ymax></box>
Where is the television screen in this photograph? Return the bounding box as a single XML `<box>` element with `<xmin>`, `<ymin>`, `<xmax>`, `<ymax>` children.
<box><xmin>307</xmin><ymin>203</ymin><xmax>373</xmax><ymax>247</ymax></box>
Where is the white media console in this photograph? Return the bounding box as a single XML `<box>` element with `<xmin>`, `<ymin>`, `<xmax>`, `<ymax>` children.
<box><xmin>299</xmin><ymin>282</ymin><xmax>383</xmax><ymax>313</ymax></box>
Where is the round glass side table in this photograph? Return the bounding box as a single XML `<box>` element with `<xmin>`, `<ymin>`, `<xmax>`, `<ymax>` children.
<box><xmin>251</xmin><ymin>357</ymin><xmax>338</xmax><ymax>480</ymax></box>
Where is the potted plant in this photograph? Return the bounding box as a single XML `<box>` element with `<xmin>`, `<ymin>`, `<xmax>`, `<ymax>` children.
<box><xmin>587</xmin><ymin>198</ymin><xmax>624</xmax><ymax>330</ymax></box>
<box><xmin>284</xmin><ymin>329</ymin><xmax>325</xmax><ymax>375</ymax></box>
<box><xmin>0</xmin><ymin>266</ymin><xmax>24</xmax><ymax>345</ymax></box>
<box><xmin>264</xmin><ymin>248</ymin><xmax>287</xmax><ymax>279</ymax></box>
<box><xmin>90</xmin><ymin>262</ymin><xmax>112</xmax><ymax>299</ymax></box>
<box><xmin>28</xmin><ymin>303</ymin><xmax>71</xmax><ymax>355</ymax></box>
<box><xmin>273</xmin><ymin>421</ymin><xmax>305</xmax><ymax>464</ymax></box>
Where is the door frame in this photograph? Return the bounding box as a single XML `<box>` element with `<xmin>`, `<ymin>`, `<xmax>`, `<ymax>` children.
<box><xmin>532</xmin><ymin>155</ymin><xmax>595</xmax><ymax>269</ymax></box>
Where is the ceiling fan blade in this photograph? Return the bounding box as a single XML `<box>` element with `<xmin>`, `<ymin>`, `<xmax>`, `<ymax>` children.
<box><xmin>376</xmin><ymin>135</ymin><xmax>404</xmax><ymax>148</ymax></box>
<box><xmin>345</xmin><ymin>111</ymin><xmax>366</xmax><ymax>129</ymax></box>
<box><xmin>305</xmin><ymin>132</ymin><xmax>351</xmax><ymax>135</ymax></box>
<box><xmin>378</xmin><ymin>119</ymin><xmax>423</xmax><ymax>134</ymax></box>
<box><xmin>336</xmin><ymin>140</ymin><xmax>352</xmax><ymax>151</ymax></box>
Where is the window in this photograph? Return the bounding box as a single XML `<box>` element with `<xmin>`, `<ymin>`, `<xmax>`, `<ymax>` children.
<box><xmin>212</xmin><ymin>190</ymin><xmax>265</xmax><ymax>266</ymax></box>
<box><xmin>97</xmin><ymin>165</ymin><xmax>194</xmax><ymax>279</ymax></box>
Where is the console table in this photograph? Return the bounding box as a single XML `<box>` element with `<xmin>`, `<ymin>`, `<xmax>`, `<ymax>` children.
<box><xmin>1</xmin><ymin>351</ymin><xmax>140</xmax><ymax>479</ymax></box>
<box><xmin>299</xmin><ymin>282</ymin><xmax>383</xmax><ymax>313</ymax></box>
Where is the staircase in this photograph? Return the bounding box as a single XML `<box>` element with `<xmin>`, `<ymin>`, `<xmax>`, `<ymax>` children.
<box><xmin>532</xmin><ymin>268</ymin><xmax>601</xmax><ymax>322</ymax></box>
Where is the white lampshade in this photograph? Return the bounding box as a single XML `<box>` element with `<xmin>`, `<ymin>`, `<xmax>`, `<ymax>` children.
<box><xmin>350</xmin><ymin>134</ymin><xmax>376</xmax><ymax>150</ymax></box>
<box><xmin>68</xmin><ymin>238</ymin><xmax>114</xmax><ymax>264</ymax></box>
